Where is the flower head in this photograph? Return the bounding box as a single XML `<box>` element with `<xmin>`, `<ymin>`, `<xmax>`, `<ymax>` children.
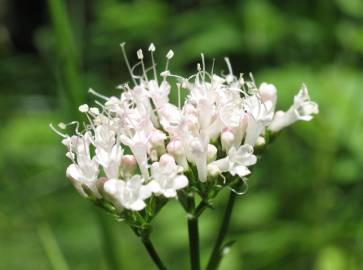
<box><xmin>51</xmin><ymin>44</ymin><xmax>318</xmax><ymax>216</ymax></box>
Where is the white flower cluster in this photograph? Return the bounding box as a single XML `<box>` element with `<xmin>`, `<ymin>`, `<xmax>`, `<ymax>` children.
<box><xmin>51</xmin><ymin>44</ymin><xmax>318</xmax><ymax>212</ymax></box>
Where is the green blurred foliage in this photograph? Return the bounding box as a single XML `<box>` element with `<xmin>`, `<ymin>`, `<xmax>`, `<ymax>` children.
<box><xmin>0</xmin><ymin>0</ymin><xmax>363</xmax><ymax>269</ymax></box>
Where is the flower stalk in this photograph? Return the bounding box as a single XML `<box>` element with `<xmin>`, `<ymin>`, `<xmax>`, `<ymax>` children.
<box><xmin>206</xmin><ymin>181</ymin><xmax>241</xmax><ymax>270</ymax></box>
<box><xmin>186</xmin><ymin>195</ymin><xmax>200</xmax><ymax>270</ymax></box>
<box><xmin>141</xmin><ymin>236</ymin><xmax>168</xmax><ymax>270</ymax></box>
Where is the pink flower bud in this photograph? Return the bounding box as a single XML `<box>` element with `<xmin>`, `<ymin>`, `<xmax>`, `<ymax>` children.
<box><xmin>121</xmin><ymin>155</ymin><xmax>137</xmax><ymax>178</ymax></box>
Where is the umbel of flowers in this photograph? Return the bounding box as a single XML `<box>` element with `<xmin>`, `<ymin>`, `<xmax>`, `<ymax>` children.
<box><xmin>51</xmin><ymin>43</ymin><xmax>318</xmax><ymax>270</ymax></box>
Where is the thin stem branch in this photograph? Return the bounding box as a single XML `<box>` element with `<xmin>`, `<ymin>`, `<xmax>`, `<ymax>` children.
<box><xmin>206</xmin><ymin>189</ymin><xmax>238</xmax><ymax>270</ymax></box>
<box><xmin>188</xmin><ymin>215</ymin><xmax>200</xmax><ymax>270</ymax></box>
<box><xmin>141</xmin><ymin>235</ymin><xmax>168</xmax><ymax>270</ymax></box>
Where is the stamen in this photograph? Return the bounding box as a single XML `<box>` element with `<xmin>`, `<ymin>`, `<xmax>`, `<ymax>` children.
<box><xmin>149</xmin><ymin>43</ymin><xmax>158</xmax><ymax>84</ymax></box>
<box><xmin>176</xmin><ymin>83</ymin><xmax>181</xmax><ymax>109</ymax></box>
<box><xmin>211</xmin><ymin>58</ymin><xmax>215</xmax><ymax>75</ymax></box>
<box><xmin>120</xmin><ymin>43</ymin><xmax>137</xmax><ymax>85</ymax></box>
<box><xmin>201</xmin><ymin>53</ymin><xmax>206</xmax><ymax>82</ymax></box>
<box><xmin>164</xmin><ymin>49</ymin><xmax>174</xmax><ymax>73</ymax></box>
<box><xmin>137</xmin><ymin>49</ymin><xmax>148</xmax><ymax>81</ymax></box>
<box><xmin>130</xmin><ymin>61</ymin><xmax>143</xmax><ymax>81</ymax></box>
<box><xmin>49</xmin><ymin>123</ymin><xmax>67</xmax><ymax>138</ymax></box>
<box><xmin>58</xmin><ymin>122</ymin><xmax>66</xmax><ymax>129</ymax></box>
<box><xmin>224</xmin><ymin>57</ymin><xmax>233</xmax><ymax>75</ymax></box>
<box><xmin>79</xmin><ymin>104</ymin><xmax>89</xmax><ymax>113</ymax></box>
<box><xmin>88</xmin><ymin>88</ymin><xmax>109</xmax><ymax>101</ymax></box>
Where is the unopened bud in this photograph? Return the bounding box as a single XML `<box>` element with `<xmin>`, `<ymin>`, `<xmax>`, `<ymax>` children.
<box><xmin>96</xmin><ymin>176</ymin><xmax>108</xmax><ymax>194</ymax></box>
<box><xmin>121</xmin><ymin>155</ymin><xmax>137</xmax><ymax>178</ymax></box>
<box><xmin>255</xmin><ymin>136</ymin><xmax>266</xmax><ymax>147</ymax></box>
<box><xmin>208</xmin><ymin>164</ymin><xmax>220</xmax><ymax>177</ymax></box>
<box><xmin>167</xmin><ymin>139</ymin><xmax>188</xmax><ymax>169</ymax></box>
<box><xmin>150</xmin><ymin>131</ymin><xmax>166</xmax><ymax>161</ymax></box>
<box><xmin>207</xmin><ymin>144</ymin><xmax>217</xmax><ymax>163</ymax></box>
<box><xmin>221</xmin><ymin>130</ymin><xmax>235</xmax><ymax>151</ymax></box>
<box><xmin>259</xmin><ymin>82</ymin><xmax>277</xmax><ymax>103</ymax></box>
<box><xmin>150</xmin><ymin>130</ymin><xmax>166</xmax><ymax>146</ymax></box>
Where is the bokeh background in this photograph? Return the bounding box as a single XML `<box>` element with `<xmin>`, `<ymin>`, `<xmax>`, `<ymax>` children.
<box><xmin>1</xmin><ymin>0</ymin><xmax>363</xmax><ymax>269</ymax></box>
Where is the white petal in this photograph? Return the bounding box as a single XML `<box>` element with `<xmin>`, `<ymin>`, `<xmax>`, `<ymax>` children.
<box><xmin>174</xmin><ymin>175</ymin><xmax>188</xmax><ymax>189</ymax></box>
<box><xmin>163</xmin><ymin>189</ymin><xmax>177</xmax><ymax>198</ymax></box>
<box><xmin>231</xmin><ymin>165</ymin><xmax>251</xmax><ymax>177</ymax></box>
<box><xmin>130</xmin><ymin>200</ymin><xmax>146</xmax><ymax>211</ymax></box>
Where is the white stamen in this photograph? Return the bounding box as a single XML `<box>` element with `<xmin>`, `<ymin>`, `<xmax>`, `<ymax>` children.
<box><xmin>166</xmin><ymin>50</ymin><xmax>174</xmax><ymax>59</ymax></box>
<box><xmin>88</xmin><ymin>88</ymin><xmax>109</xmax><ymax>101</ymax></box>
<box><xmin>49</xmin><ymin>123</ymin><xmax>67</xmax><ymax>138</ymax></box>
<box><xmin>137</xmin><ymin>49</ymin><xmax>144</xmax><ymax>59</ymax></box>
<box><xmin>148</xmin><ymin>43</ymin><xmax>155</xmax><ymax>52</ymax></box>
<box><xmin>79</xmin><ymin>104</ymin><xmax>89</xmax><ymax>113</ymax></box>
<box><xmin>120</xmin><ymin>42</ymin><xmax>137</xmax><ymax>85</ymax></box>
<box><xmin>58</xmin><ymin>122</ymin><xmax>66</xmax><ymax>129</ymax></box>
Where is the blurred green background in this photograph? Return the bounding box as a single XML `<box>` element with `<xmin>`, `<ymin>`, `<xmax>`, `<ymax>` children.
<box><xmin>1</xmin><ymin>0</ymin><xmax>363</xmax><ymax>269</ymax></box>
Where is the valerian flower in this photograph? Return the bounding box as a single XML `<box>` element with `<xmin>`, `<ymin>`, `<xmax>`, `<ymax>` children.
<box><xmin>51</xmin><ymin>43</ymin><xmax>318</xmax><ymax>217</ymax></box>
<box><xmin>268</xmin><ymin>84</ymin><xmax>319</xmax><ymax>132</ymax></box>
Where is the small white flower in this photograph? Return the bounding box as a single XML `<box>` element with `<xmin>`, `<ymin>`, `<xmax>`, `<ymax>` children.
<box><xmin>149</xmin><ymin>154</ymin><xmax>188</xmax><ymax>198</ymax></box>
<box><xmin>104</xmin><ymin>176</ymin><xmax>151</xmax><ymax>211</ymax></box>
<box><xmin>244</xmin><ymin>91</ymin><xmax>275</xmax><ymax>146</ymax></box>
<box><xmin>209</xmin><ymin>144</ymin><xmax>257</xmax><ymax>178</ymax></box>
<box><xmin>95</xmin><ymin>144</ymin><xmax>123</xmax><ymax>179</ymax></box>
<box><xmin>65</xmin><ymin>134</ymin><xmax>100</xmax><ymax>198</ymax></box>
<box><xmin>268</xmin><ymin>84</ymin><xmax>318</xmax><ymax>132</ymax></box>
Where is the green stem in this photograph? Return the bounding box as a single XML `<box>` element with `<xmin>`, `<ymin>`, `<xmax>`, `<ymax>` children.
<box><xmin>141</xmin><ymin>236</ymin><xmax>168</xmax><ymax>270</ymax></box>
<box><xmin>188</xmin><ymin>215</ymin><xmax>200</xmax><ymax>270</ymax></box>
<box><xmin>206</xmin><ymin>189</ymin><xmax>238</xmax><ymax>270</ymax></box>
<box><xmin>186</xmin><ymin>194</ymin><xmax>200</xmax><ymax>270</ymax></box>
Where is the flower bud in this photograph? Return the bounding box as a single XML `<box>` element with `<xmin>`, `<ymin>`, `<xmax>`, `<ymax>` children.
<box><xmin>167</xmin><ymin>139</ymin><xmax>188</xmax><ymax>169</ymax></box>
<box><xmin>208</xmin><ymin>163</ymin><xmax>220</xmax><ymax>177</ymax></box>
<box><xmin>259</xmin><ymin>82</ymin><xmax>277</xmax><ymax>103</ymax></box>
<box><xmin>221</xmin><ymin>129</ymin><xmax>235</xmax><ymax>151</ymax></box>
<box><xmin>255</xmin><ymin>136</ymin><xmax>266</xmax><ymax>147</ymax></box>
<box><xmin>121</xmin><ymin>155</ymin><xmax>137</xmax><ymax>179</ymax></box>
<box><xmin>96</xmin><ymin>176</ymin><xmax>108</xmax><ymax>194</ymax></box>
<box><xmin>149</xmin><ymin>130</ymin><xmax>166</xmax><ymax>161</ymax></box>
<box><xmin>207</xmin><ymin>144</ymin><xmax>217</xmax><ymax>163</ymax></box>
